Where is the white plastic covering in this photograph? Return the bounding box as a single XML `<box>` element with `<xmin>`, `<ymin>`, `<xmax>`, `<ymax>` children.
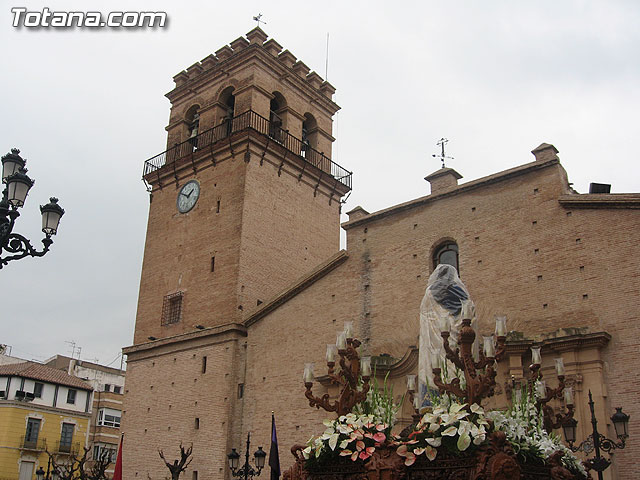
<box><xmin>418</xmin><ymin>264</ymin><xmax>475</xmax><ymax>390</ymax></box>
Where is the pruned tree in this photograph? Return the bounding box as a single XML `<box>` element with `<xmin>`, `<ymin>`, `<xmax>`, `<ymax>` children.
<box><xmin>46</xmin><ymin>446</ymin><xmax>112</xmax><ymax>480</ymax></box>
<box><xmin>158</xmin><ymin>443</ymin><xmax>193</xmax><ymax>480</ymax></box>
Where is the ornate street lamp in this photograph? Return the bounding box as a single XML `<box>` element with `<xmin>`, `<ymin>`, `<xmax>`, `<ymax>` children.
<box><xmin>564</xmin><ymin>390</ymin><xmax>631</xmax><ymax>480</ymax></box>
<box><xmin>0</xmin><ymin>148</ymin><xmax>64</xmax><ymax>268</ymax></box>
<box><xmin>35</xmin><ymin>467</ymin><xmax>45</xmax><ymax>480</ymax></box>
<box><xmin>227</xmin><ymin>432</ymin><xmax>267</xmax><ymax>480</ymax></box>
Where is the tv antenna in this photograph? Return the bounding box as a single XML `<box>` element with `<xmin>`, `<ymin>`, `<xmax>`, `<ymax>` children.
<box><xmin>432</xmin><ymin>138</ymin><xmax>454</xmax><ymax>168</ymax></box>
<box><xmin>253</xmin><ymin>13</ymin><xmax>266</xmax><ymax>27</ymax></box>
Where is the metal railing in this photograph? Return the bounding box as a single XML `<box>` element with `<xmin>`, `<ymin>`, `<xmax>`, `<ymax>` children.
<box><xmin>20</xmin><ymin>435</ymin><xmax>47</xmax><ymax>451</ymax></box>
<box><xmin>55</xmin><ymin>440</ymin><xmax>81</xmax><ymax>455</ymax></box>
<box><xmin>143</xmin><ymin>110</ymin><xmax>352</xmax><ymax>190</ymax></box>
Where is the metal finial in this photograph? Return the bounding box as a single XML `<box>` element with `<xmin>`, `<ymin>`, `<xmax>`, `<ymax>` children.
<box><xmin>432</xmin><ymin>137</ymin><xmax>454</xmax><ymax>169</ymax></box>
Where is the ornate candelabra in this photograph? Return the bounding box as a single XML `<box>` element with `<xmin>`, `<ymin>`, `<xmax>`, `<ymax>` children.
<box><xmin>431</xmin><ymin>312</ymin><xmax>507</xmax><ymax>406</ymax></box>
<box><xmin>528</xmin><ymin>347</ymin><xmax>575</xmax><ymax>434</ymax></box>
<box><xmin>303</xmin><ymin>322</ymin><xmax>371</xmax><ymax>416</ymax></box>
<box><xmin>1</xmin><ymin>148</ymin><xmax>65</xmax><ymax>269</ymax></box>
<box><xmin>562</xmin><ymin>390</ymin><xmax>630</xmax><ymax>480</ymax></box>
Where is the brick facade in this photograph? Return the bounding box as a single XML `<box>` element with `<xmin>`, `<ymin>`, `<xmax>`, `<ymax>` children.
<box><xmin>124</xmin><ymin>28</ymin><xmax>640</xmax><ymax>480</ymax></box>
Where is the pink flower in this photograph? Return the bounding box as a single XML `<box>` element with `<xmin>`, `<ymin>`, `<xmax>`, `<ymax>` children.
<box><xmin>372</xmin><ymin>432</ymin><xmax>386</xmax><ymax>443</ymax></box>
<box><xmin>356</xmin><ymin>440</ymin><xmax>365</xmax><ymax>452</ymax></box>
<box><xmin>404</xmin><ymin>453</ymin><xmax>416</xmax><ymax>466</ymax></box>
<box><xmin>376</xmin><ymin>424</ymin><xmax>387</xmax><ymax>431</ymax></box>
<box><xmin>339</xmin><ymin>449</ymin><xmax>353</xmax><ymax>457</ymax></box>
<box><xmin>351</xmin><ymin>451</ymin><xmax>358</xmax><ymax>462</ymax></box>
<box><xmin>359</xmin><ymin>450</ymin><xmax>371</xmax><ymax>460</ymax></box>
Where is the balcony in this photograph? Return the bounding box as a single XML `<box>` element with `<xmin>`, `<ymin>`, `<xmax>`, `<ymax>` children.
<box><xmin>20</xmin><ymin>436</ymin><xmax>46</xmax><ymax>451</ymax></box>
<box><xmin>143</xmin><ymin>109</ymin><xmax>352</xmax><ymax>191</ymax></box>
<box><xmin>55</xmin><ymin>440</ymin><xmax>81</xmax><ymax>455</ymax></box>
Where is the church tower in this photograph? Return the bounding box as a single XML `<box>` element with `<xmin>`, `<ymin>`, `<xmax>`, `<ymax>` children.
<box><xmin>123</xmin><ymin>28</ymin><xmax>351</xmax><ymax>479</ymax></box>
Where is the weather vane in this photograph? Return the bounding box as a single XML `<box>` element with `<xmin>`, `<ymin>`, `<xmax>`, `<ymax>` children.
<box><xmin>253</xmin><ymin>13</ymin><xmax>266</xmax><ymax>27</ymax></box>
<box><xmin>432</xmin><ymin>137</ymin><xmax>454</xmax><ymax>168</ymax></box>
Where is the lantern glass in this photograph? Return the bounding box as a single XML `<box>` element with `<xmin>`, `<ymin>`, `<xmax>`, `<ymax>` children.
<box><xmin>563</xmin><ymin>387</ymin><xmax>574</xmax><ymax>405</ymax></box>
<box><xmin>227</xmin><ymin>448</ymin><xmax>240</xmax><ymax>470</ymax></box>
<box><xmin>6</xmin><ymin>172</ymin><xmax>34</xmax><ymax>207</ymax></box>
<box><xmin>343</xmin><ymin>321</ymin><xmax>354</xmax><ymax>339</ymax></box>
<box><xmin>361</xmin><ymin>356</ymin><xmax>372</xmax><ymax>377</ymax></box>
<box><xmin>1</xmin><ymin>150</ymin><xmax>25</xmax><ymax>182</ymax></box>
<box><xmin>303</xmin><ymin>363</ymin><xmax>314</xmax><ymax>383</ymax></box>
<box><xmin>555</xmin><ymin>358</ymin><xmax>565</xmax><ymax>376</ymax></box>
<box><xmin>326</xmin><ymin>344</ymin><xmax>337</xmax><ymax>363</ymax></box>
<box><xmin>495</xmin><ymin>316</ymin><xmax>507</xmax><ymax>337</ymax></box>
<box><xmin>562</xmin><ymin>418</ymin><xmax>578</xmax><ymax>444</ymax></box>
<box><xmin>254</xmin><ymin>447</ymin><xmax>267</xmax><ymax>469</ymax></box>
<box><xmin>530</xmin><ymin>346</ymin><xmax>542</xmax><ymax>365</ymax></box>
<box><xmin>483</xmin><ymin>336</ymin><xmax>495</xmax><ymax>358</ymax></box>
<box><xmin>35</xmin><ymin>467</ymin><xmax>45</xmax><ymax>480</ymax></box>
<box><xmin>336</xmin><ymin>331</ymin><xmax>347</xmax><ymax>350</ymax></box>
<box><xmin>611</xmin><ymin>407</ymin><xmax>630</xmax><ymax>438</ymax></box>
<box><xmin>406</xmin><ymin>374</ymin><xmax>416</xmax><ymax>391</ymax></box>
<box><xmin>429</xmin><ymin>349</ymin><xmax>441</xmax><ymax>370</ymax></box>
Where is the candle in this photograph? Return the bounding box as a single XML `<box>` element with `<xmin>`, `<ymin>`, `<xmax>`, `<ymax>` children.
<box><xmin>438</xmin><ymin>315</ymin><xmax>450</xmax><ymax>333</ymax></box>
<box><xmin>361</xmin><ymin>356</ymin><xmax>372</xmax><ymax>377</ymax></box>
<box><xmin>336</xmin><ymin>331</ymin><xmax>347</xmax><ymax>350</ymax></box>
<box><xmin>303</xmin><ymin>363</ymin><xmax>314</xmax><ymax>383</ymax></box>
<box><xmin>564</xmin><ymin>387</ymin><xmax>574</xmax><ymax>405</ymax></box>
<box><xmin>531</xmin><ymin>346</ymin><xmax>542</xmax><ymax>365</ymax></box>
<box><xmin>344</xmin><ymin>321</ymin><xmax>354</xmax><ymax>339</ymax></box>
<box><xmin>429</xmin><ymin>349</ymin><xmax>441</xmax><ymax>369</ymax></box>
<box><xmin>326</xmin><ymin>344</ymin><xmax>337</xmax><ymax>363</ymax></box>
<box><xmin>406</xmin><ymin>374</ymin><xmax>416</xmax><ymax>391</ymax></box>
<box><xmin>483</xmin><ymin>336</ymin><xmax>495</xmax><ymax>358</ymax></box>
<box><xmin>495</xmin><ymin>316</ymin><xmax>507</xmax><ymax>337</ymax></box>
<box><xmin>555</xmin><ymin>358</ymin><xmax>565</xmax><ymax>376</ymax></box>
<box><xmin>536</xmin><ymin>380</ymin><xmax>546</xmax><ymax>398</ymax></box>
<box><xmin>413</xmin><ymin>394</ymin><xmax>421</xmax><ymax>410</ymax></box>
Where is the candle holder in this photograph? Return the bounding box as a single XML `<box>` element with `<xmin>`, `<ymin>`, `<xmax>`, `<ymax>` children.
<box><xmin>529</xmin><ymin>353</ymin><xmax>575</xmax><ymax>433</ymax></box>
<box><xmin>431</xmin><ymin>312</ymin><xmax>507</xmax><ymax>407</ymax></box>
<box><xmin>304</xmin><ymin>337</ymin><xmax>371</xmax><ymax>416</ymax></box>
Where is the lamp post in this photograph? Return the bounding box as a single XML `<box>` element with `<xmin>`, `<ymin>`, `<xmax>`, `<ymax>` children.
<box><xmin>563</xmin><ymin>390</ymin><xmax>630</xmax><ymax>480</ymax></box>
<box><xmin>35</xmin><ymin>467</ymin><xmax>45</xmax><ymax>480</ymax></box>
<box><xmin>227</xmin><ymin>432</ymin><xmax>267</xmax><ymax>480</ymax></box>
<box><xmin>1</xmin><ymin>148</ymin><xmax>65</xmax><ymax>269</ymax></box>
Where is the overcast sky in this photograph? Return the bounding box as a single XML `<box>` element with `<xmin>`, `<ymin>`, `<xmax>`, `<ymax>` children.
<box><xmin>1</xmin><ymin>1</ymin><xmax>638</xmax><ymax>367</ymax></box>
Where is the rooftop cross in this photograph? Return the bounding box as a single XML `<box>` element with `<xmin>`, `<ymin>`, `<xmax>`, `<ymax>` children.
<box><xmin>432</xmin><ymin>137</ymin><xmax>454</xmax><ymax>169</ymax></box>
<box><xmin>252</xmin><ymin>13</ymin><xmax>266</xmax><ymax>27</ymax></box>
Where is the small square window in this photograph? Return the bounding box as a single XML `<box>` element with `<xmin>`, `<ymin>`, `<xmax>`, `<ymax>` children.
<box><xmin>162</xmin><ymin>292</ymin><xmax>184</xmax><ymax>325</ymax></box>
<box><xmin>237</xmin><ymin>383</ymin><xmax>244</xmax><ymax>399</ymax></box>
<box><xmin>202</xmin><ymin>356</ymin><xmax>207</xmax><ymax>374</ymax></box>
<box><xmin>114</xmin><ymin>386</ymin><xmax>122</xmax><ymax>394</ymax></box>
<box><xmin>67</xmin><ymin>389</ymin><xmax>77</xmax><ymax>404</ymax></box>
<box><xmin>104</xmin><ymin>384</ymin><xmax>111</xmax><ymax>392</ymax></box>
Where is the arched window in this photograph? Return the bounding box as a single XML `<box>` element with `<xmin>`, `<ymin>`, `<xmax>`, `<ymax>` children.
<box><xmin>218</xmin><ymin>87</ymin><xmax>235</xmax><ymax>137</ymax></box>
<box><xmin>185</xmin><ymin>105</ymin><xmax>200</xmax><ymax>149</ymax></box>
<box><xmin>433</xmin><ymin>241</ymin><xmax>459</xmax><ymax>273</ymax></box>
<box><xmin>269</xmin><ymin>92</ymin><xmax>286</xmax><ymax>142</ymax></box>
<box><xmin>301</xmin><ymin>113</ymin><xmax>317</xmax><ymax>158</ymax></box>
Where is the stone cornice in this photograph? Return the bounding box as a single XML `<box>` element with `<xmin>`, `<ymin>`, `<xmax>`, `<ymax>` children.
<box><xmin>123</xmin><ymin>322</ymin><xmax>247</xmax><ymax>359</ymax></box>
<box><xmin>558</xmin><ymin>193</ymin><xmax>640</xmax><ymax>209</ymax></box>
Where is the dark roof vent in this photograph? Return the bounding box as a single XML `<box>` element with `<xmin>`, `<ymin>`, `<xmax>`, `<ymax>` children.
<box><xmin>589</xmin><ymin>183</ymin><xmax>611</xmax><ymax>194</ymax></box>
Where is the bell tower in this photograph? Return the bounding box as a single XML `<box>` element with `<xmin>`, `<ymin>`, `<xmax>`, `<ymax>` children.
<box><xmin>134</xmin><ymin>26</ymin><xmax>351</xmax><ymax>343</ymax></box>
<box><xmin>123</xmin><ymin>28</ymin><xmax>351</xmax><ymax>480</ymax></box>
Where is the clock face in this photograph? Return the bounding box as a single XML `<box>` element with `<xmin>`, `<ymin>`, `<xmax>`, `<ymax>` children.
<box><xmin>177</xmin><ymin>180</ymin><xmax>200</xmax><ymax>213</ymax></box>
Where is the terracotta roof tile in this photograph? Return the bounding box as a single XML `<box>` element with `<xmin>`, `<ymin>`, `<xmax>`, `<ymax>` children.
<box><xmin>0</xmin><ymin>362</ymin><xmax>92</xmax><ymax>390</ymax></box>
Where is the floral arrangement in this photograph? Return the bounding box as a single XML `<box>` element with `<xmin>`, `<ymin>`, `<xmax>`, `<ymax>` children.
<box><xmin>395</xmin><ymin>400</ymin><xmax>489</xmax><ymax>466</ymax></box>
<box><xmin>302</xmin><ymin>413</ymin><xmax>389</xmax><ymax>465</ymax></box>
<box><xmin>487</xmin><ymin>383</ymin><xmax>587</xmax><ymax>477</ymax></box>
